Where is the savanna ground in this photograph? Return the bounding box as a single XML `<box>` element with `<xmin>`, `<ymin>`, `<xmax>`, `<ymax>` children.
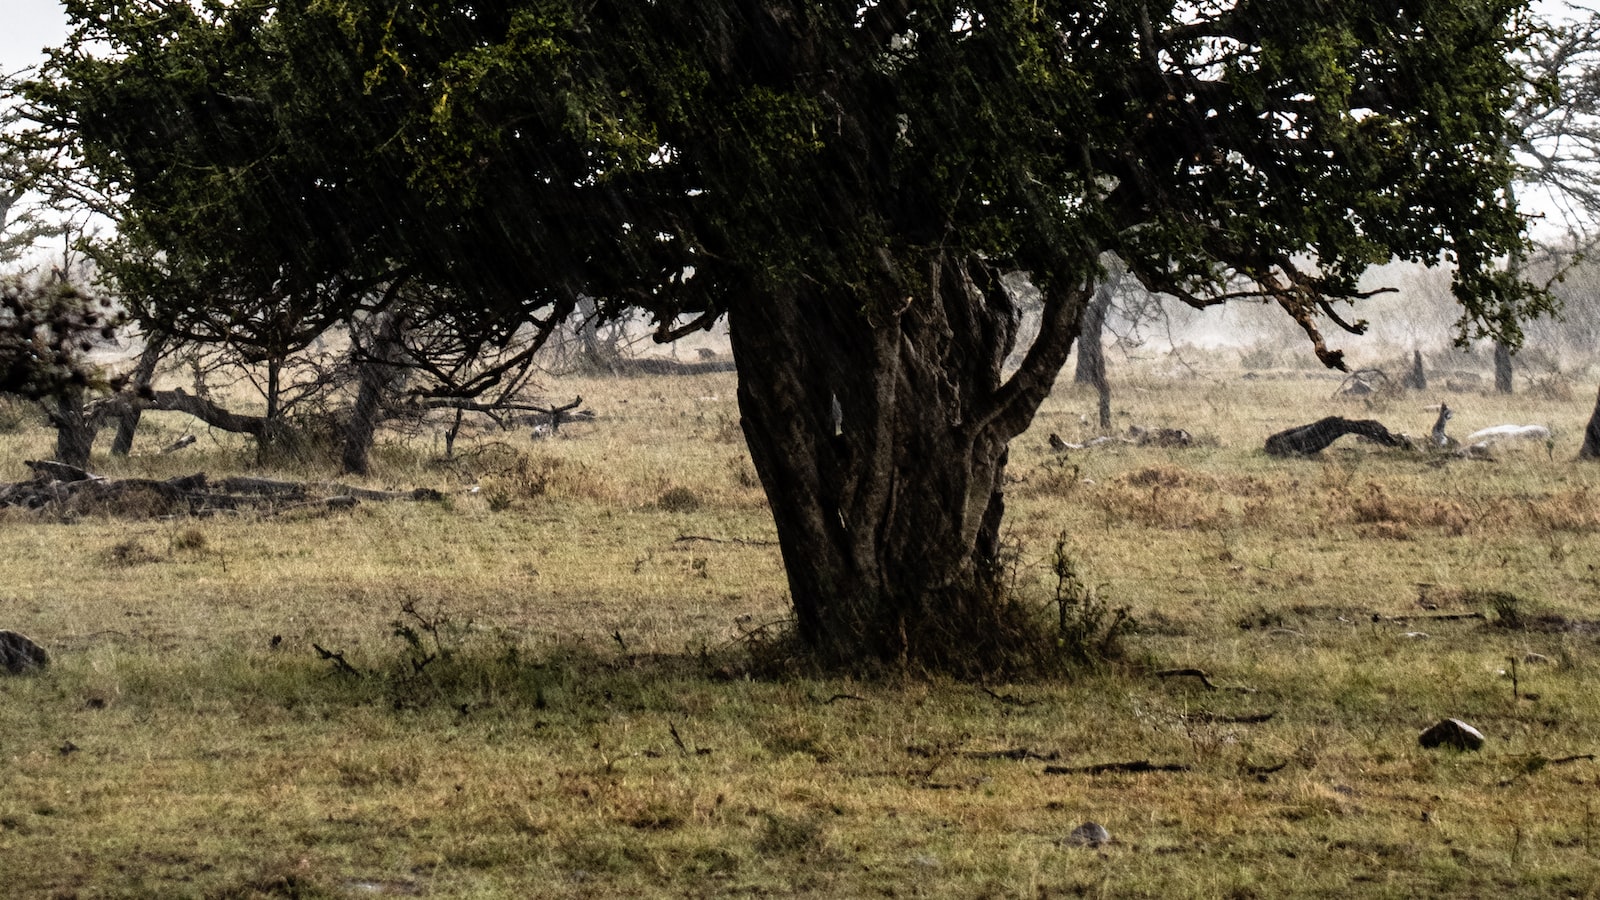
<box><xmin>4</xmin><ymin>349</ymin><xmax>1600</xmax><ymax>899</ymax></box>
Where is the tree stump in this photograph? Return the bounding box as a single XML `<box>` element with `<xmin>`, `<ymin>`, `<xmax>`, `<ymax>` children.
<box><xmin>1581</xmin><ymin>387</ymin><xmax>1600</xmax><ymax>460</ymax></box>
<box><xmin>0</xmin><ymin>631</ymin><xmax>50</xmax><ymax>674</ymax></box>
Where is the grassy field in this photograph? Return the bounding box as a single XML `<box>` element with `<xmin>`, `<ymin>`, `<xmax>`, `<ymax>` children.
<box><xmin>3</xmin><ymin>359</ymin><xmax>1600</xmax><ymax>898</ymax></box>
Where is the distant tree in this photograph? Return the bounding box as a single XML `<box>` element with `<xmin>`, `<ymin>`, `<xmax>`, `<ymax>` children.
<box><xmin>0</xmin><ymin>278</ymin><xmax>122</xmax><ymax>468</ymax></box>
<box><xmin>1</xmin><ymin>72</ymin><xmax>61</xmax><ymax>273</ymax></box>
<box><xmin>1072</xmin><ymin>257</ymin><xmax>1124</xmax><ymax>432</ymax></box>
<box><xmin>1492</xmin><ymin>5</ymin><xmax>1600</xmax><ymax>392</ymax></box>
<box><xmin>32</xmin><ymin>1</ymin><xmax>1548</xmax><ymax>673</ymax></box>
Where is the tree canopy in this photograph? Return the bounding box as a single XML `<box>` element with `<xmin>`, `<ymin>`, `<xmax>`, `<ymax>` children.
<box><xmin>26</xmin><ymin>0</ymin><xmax>1547</xmax><ymax>672</ymax></box>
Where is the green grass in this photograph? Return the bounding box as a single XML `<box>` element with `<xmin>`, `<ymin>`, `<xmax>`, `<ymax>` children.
<box><xmin>3</xmin><ymin>365</ymin><xmax>1600</xmax><ymax>897</ymax></box>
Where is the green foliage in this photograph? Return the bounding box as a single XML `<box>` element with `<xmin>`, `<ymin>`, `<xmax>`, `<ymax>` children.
<box><xmin>27</xmin><ymin>0</ymin><xmax>1546</xmax><ymax>348</ymax></box>
<box><xmin>0</xmin><ymin>278</ymin><xmax>122</xmax><ymax>399</ymax></box>
<box><xmin>656</xmin><ymin>485</ymin><xmax>702</xmax><ymax>513</ymax></box>
<box><xmin>1049</xmin><ymin>533</ymin><xmax>1132</xmax><ymax>667</ymax></box>
<box><xmin>21</xmin><ymin>0</ymin><xmax>1552</xmax><ymax>670</ymax></box>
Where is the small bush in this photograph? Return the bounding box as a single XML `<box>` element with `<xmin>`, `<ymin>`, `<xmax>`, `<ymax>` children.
<box><xmin>1527</xmin><ymin>489</ymin><xmax>1599</xmax><ymax>533</ymax></box>
<box><xmin>104</xmin><ymin>540</ymin><xmax>161</xmax><ymax>567</ymax></box>
<box><xmin>1240</xmin><ymin>345</ymin><xmax>1277</xmax><ymax>370</ymax></box>
<box><xmin>0</xmin><ymin>396</ymin><xmax>37</xmax><ymax>433</ymax></box>
<box><xmin>1527</xmin><ymin>373</ymin><xmax>1576</xmax><ymax>401</ymax></box>
<box><xmin>1048</xmin><ymin>533</ymin><xmax>1133</xmax><ymax>666</ymax></box>
<box><xmin>475</xmin><ymin>450</ymin><xmax>566</xmax><ymax>510</ymax></box>
<box><xmin>1017</xmin><ymin>459</ymin><xmax>1082</xmax><ymax>498</ymax></box>
<box><xmin>172</xmin><ymin>527</ymin><xmax>208</xmax><ymax>551</ymax></box>
<box><xmin>657</xmin><ymin>485</ymin><xmax>702</xmax><ymax>512</ymax></box>
<box><xmin>1478</xmin><ymin>590</ymin><xmax>1529</xmax><ymax>629</ymax></box>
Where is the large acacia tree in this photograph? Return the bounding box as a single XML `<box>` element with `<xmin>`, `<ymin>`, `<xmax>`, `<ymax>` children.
<box><xmin>34</xmin><ymin>0</ymin><xmax>1544</xmax><ymax>672</ymax></box>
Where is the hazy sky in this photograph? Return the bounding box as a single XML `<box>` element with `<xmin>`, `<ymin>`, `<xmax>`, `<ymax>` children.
<box><xmin>1</xmin><ymin>0</ymin><xmax>68</xmax><ymax>75</ymax></box>
<box><xmin>2</xmin><ymin>0</ymin><xmax>1592</xmax><ymax>74</ymax></box>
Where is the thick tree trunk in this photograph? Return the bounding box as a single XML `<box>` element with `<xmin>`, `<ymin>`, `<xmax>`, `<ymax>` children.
<box><xmin>341</xmin><ymin>309</ymin><xmax>409</xmax><ymax>475</ymax></box>
<box><xmin>574</xmin><ymin>294</ymin><xmax>623</xmax><ymax>374</ymax></box>
<box><xmin>1580</xmin><ymin>387</ymin><xmax>1600</xmax><ymax>460</ymax></box>
<box><xmin>1402</xmin><ymin>349</ymin><xmax>1427</xmax><ymax>391</ymax></box>
<box><xmin>728</xmin><ymin>253</ymin><xmax>1089</xmax><ymax>673</ymax></box>
<box><xmin>1494</xmin><ymin>340</ymin><xmax>1514</xmax><ymax>394</ymax></box>
<box><xmin>141</xmin><ymin>388</ymin><xmax>270</xmax><ymax>436</ymax></box>
<box><xmin>1073</xmin><ymin>264</ymin><xmax>1122</xmax><ymax>431</ymax></box>
<box><xmin>111</xmin><ymin>333</ymin><xmax>170</xmax><ymax>456</ymax></box>
<box><xmin>50</xmin><ymin>390</ymin><xmax>96</xmax><ymax>469</ymax></box>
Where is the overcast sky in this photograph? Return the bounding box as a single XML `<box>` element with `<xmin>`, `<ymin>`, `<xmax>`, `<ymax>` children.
<box><xmin>1</xmin><ymin>0</ymin><xmax>68</xmax><ymax>75</ymax></box>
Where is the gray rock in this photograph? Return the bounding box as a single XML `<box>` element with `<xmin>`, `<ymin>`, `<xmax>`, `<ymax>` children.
<box><xmin>0</xmin><ymin>630</ymin><xmax>50</xmax><ymax>674</ymax></box>
<box><xmin>1418</xmin><ymin>718</ymin><xmax>1485</xmax><ymax>751</ymax></box>
<box><xmin>1066</xmin><ymin>821</ymin><xmax>1111</xmax><ymax>847</ymax></box>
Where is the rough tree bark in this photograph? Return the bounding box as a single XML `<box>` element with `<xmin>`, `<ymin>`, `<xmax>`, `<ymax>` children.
<box><xmin>1494</xmin><ymin>340</ymin><xmax>1514</xmax><ymax>394</ymax></box>
<box><xmin>341</xmin><ymin>309</ymin><xmax>409</xmax><ymax>475</ymax></box>
<box><xmin>728</xmin><ymin>253</ymin><xmax>1089</xmax><ymax>672</ymax></box>
<box><xmin>1264</xmin><ymin>417</ymin><xmax>1411</xmax><ymax>456</ymax></box>
<box><xmin>1580</xmin><ymin>386</ymin><xmax>1600</xmax><ymax>460</ymax></box>
<box><xmin>49</xmin><ymin>389</ymin><xmax>96</xmax><ymax>469</ymax></box>
<box><xmin>1073</xmin><ymin>268</ymin><xmax>1120</xmax><ymax>431</ymax></box>
<box><xmin>111</xmin><ymin>333</ymin><xmax>170</xmax><ymax>456</ymax></box>
<box><xmin>1402</xmin><ymin>349</ymin><xmax>1427</xmax><ymax>391</ymax></box>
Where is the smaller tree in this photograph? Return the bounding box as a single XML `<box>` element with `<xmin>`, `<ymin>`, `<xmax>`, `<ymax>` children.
<box><xmin>2</xmin><ymin>70</ymin><xmax>67</xmax><ymax>276</ymax></box>
<box><xmin>0</xmin><ymin>277</ymin><xmax>121</xmax><ymax>407</ymax></box>
<box><xmin>1494</xmin><ymin>6</ymin><xmax>1600</xmax><ymax>392</ymax></box>
<box><xmin>1072</xmin><ymin>257</ymin><xmax>1124</xmax><ymax>432</ymax></box>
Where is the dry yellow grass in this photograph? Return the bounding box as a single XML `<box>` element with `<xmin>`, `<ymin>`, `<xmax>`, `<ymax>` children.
<box><xmin>2</xmin><ymin>361</ymin><xmax>1600</xmax><ymax>897</ymax></box>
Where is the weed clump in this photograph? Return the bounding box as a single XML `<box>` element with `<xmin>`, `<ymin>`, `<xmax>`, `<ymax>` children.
<box><xmin>755</xmin><ymin>812</ymin><xmax>825</xmax><ymax>857</ymax></box>
<box><xmin>1016</xmin><ymin>459</ymin><xmax>1082</xmax><ymax>498</ymax></box>
<box><xmin>1478</xmin><ymin>590</ymin><xmax>1529</xmax><ymax>629</ymax></box>
<box><xmin>657</xmin><ymin>485</ymin><xmax>703</xmax><ymax>512</ymax></box>
<box><xmin>1048</xmin><ymin>533</ymin><xmax>1133</xmax><ymax>666</ymax></box>
<box><xmin>103</xmin><ymin>539</ymin><xmax>160</xmax><ymax>567</ymax></box>
<box><xmin>308</xmin><ymin>600</ymin><xmax>558</xmax><ymax>713</ymax></box>
<box><xmin>171</xmin><ymin>526</ymin><xmax>207</xmax><ymax>551</ymax></box>
<box><xmin>0</xmin><ymin>397</ymin><xmax>35</xmax><ymax>433</ymax></box>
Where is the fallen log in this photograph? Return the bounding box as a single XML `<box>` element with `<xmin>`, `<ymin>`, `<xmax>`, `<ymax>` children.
<box><xmin>1043</xmin><ymin>760</ymin><xmax>1190</xmax><ymax>775</ymax></box>
<box><xmin>1264</xmin><ymin>417</ymin><xmax>1411</xmax><ymax>456</ymax></box>
<box><xmin>0</xmin><ymin>463</ymin><xmax>444</xmax><ymax>517</ymax></box>
<box><xmin>25</xmin><ymin>459</ymin><xmax>96</xmax><ymax>483</ymax></box>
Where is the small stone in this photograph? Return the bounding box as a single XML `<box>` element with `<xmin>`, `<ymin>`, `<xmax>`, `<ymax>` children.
<box><xmin>1066</xmin><ymin>821</ymin><xmax>1111</xmax><ymax>847</ymax></box>
<box><xmin>0</xmin><ymin>630</ymin><xmax>49</xmax><ymax>674</ymax></box>
<box><xmin>1418</xmin><ymin>718</ymin><xmax>1486</xmax><ymax>751</ymax></box>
